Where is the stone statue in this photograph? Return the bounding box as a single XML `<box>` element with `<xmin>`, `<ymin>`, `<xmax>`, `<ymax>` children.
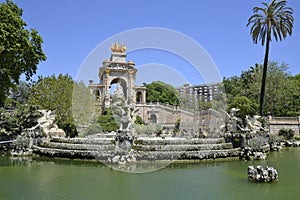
<box><xmin>221</xmin><ymin>108</ymin><xmax>265</xmax><ymax>135</ymax></box>
<box><xmin>120</xmin><ymin>106</ymin><xmax>131</xmax><ymax>131</ymax></box>
<box><xmin>110</xmin><ymin>42</ymin><xmax>127</xmax><ymax>53</ymax></box>
<box><xmin>111</xmin><ymin>97</ymin><xmax>140</xmax><ymax>153</ymax></box>
<box><xmin>29</xmin><ymin>110</ymin><xmax>65</xmax><ymax>137</ymax></box>
<box><xmin>221</xmin><ymin>108</ymin><xmax>244</xmax><ymax>133</ymax></box>
<box><xmin>229</xmin><ymin>108</ymin><xmax>240</xmax><ymax>132</ymax></box>
<box><xmin>119</xmin><ymin>105</ymin><xmax>139</xmax><ymax>132</ymax></box>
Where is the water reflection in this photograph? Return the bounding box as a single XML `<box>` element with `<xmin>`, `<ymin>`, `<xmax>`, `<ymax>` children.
<box><xmin>1</xmin><ymin>149</ymin><xmax>300</xmax><ymax>200</ymax></box>
<box><xmin>1</xmin><ymin>152</ymin><xmax>238</xmax><ymax>174</ymax></box>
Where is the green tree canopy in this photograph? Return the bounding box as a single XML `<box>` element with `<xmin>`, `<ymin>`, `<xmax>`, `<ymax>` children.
<box><xmin>229</xmin><ymin>96</ymin><xmax>258</xmax><ymax>118</ymax></box>
<box><xmin>285</xmin><ymin>74</ymin><xmax>300</xmax><ymax>116</ymax></box>
<box><xmin>28</xmin><ymin>74</ymin><xmax>77</xmax><ymax>137</ymax></box>
<box><xmin>8</xmin><ymin>81</ymin><xmax>30</xmax><ymax>105</ymax></box>
<box><xmin>0</xmin><ymin>0</ymin><xmax>46</xmax><ymax>106</ymax></box>
<box><xmin>224</xmin><ymin>61</ymin><xmax>298</xmax><ymax>116</ymax></box>
<box><xmin>145</xmin><ymin>81</ymin><xmax>179</xmax><ymax>106</ymax></box>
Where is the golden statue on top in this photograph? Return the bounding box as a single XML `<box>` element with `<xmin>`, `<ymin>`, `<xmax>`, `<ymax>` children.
<box><xmin>110</xmin><ymin>42</ymin><xmax>127</xmax><ymax>53</ymax></box>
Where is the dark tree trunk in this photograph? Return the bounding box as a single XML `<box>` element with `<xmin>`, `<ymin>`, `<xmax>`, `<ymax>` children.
<box><xmin>259</xmin><ymin>34</ymin><xmax>270</xmax><ymax>116</ymax></box>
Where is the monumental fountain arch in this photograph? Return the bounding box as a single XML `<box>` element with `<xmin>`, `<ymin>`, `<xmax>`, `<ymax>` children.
<box><xmin>89</xmin><ymin>43</ymin><xmax>146</xmax><ymax>111</ymax></box>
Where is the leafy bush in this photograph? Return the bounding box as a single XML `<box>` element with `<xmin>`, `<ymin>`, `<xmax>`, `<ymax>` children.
<box><xmin>232</xmin><ymin>136</ymin><xmax>242</xmax><ymax>148</ymax></box>
<box><xmin>83</xmin><ymin>109</ymin><xmax>120</xmax><ymax>134</ymax></box>
<box><xmin>293</xmin><ymin>136</ymin><xmax>300</xmax><ymax>141</ymax></box>
<box><xmin>247</xmin><ymin>135</ymin><xmax>268</xmax><ymax>150</ymax></box>
<box><xmin>133</xmin><ymin>123</ymin><xmax>162</xmax><ymax>135</ymax></box>
<box><xmin>4</xmin><ymin>98</ymin><xmax>19</xmax><ymax>109</ymax></box>
<box><xmin>278</xmin><ymin>128</ymin><xmax>295</xmax><ymax>140</ymax></box>
<box><xmin>81</xmin><ymin>123</ymin><xmax>102</xmax><ymax>137</ymax></box>
<box><xmin>269</xmin><ymin>134</ymin><xmax>284</xmax><ymax>143</ymax></box>
<box><xmin>134</xmin><ymin>115</ymin><xmax>144</xmax><ymax>125</ymax></box>
<box><xmin>79</xmin><ymin>106</ymin><xmax>125</xmax><ymax>136</ymax></box>
<box><xmin>97</xmin><ymin>114</ymin><xmax>119</xmax><ymax>132</ymax></box>
<box><xmin>174</xmin><ymin>119</ymin><xmax>181</xmax><ymax>133</ymax></box>
<box><xmin>0</xmin><ymin>104</ymin><xmax>41</xmax><ymax>137</ymax></box>
<box><xmin>57</xmin><ymin>119</ymin><xmax>78</xmax><ymax>138</ymax></box>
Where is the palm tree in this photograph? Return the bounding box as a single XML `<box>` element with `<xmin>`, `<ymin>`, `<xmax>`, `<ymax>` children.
<box><xmin>247</xmin><ymin>0</ymin><xmax>294</xmax><ymax>116</ymax></box>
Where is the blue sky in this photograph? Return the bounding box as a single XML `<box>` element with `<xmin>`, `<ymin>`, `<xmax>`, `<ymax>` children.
<box><xmin>3</xmin><ymin>0</ymin><xmax>300</xmax><ymax>86</ymax></box>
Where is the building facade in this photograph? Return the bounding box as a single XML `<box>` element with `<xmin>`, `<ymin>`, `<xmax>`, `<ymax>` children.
<box><xmin>176</xmin><ymin>83</ymin><xmax>223</xmax><ymax>110</ymax></box>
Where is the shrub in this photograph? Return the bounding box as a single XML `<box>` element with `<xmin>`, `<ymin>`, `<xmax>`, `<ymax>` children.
<box><xmin>247</xmin><ymin>135</ymin><xmax>268</xmax><ymax>150</ymax></box>
<box><xmin>278</xmin><ymin>128</ymin><xmax>294</xmax><ymax>140</ymax></box>
<box><xmin>0</xmin><ymin>104</ymin><xmax>41</xmax><ymax>137</ymax></box>
<box><xmin>293</xmin><ymin>136</ymin><xmax>300</xmax><ymax>141</ymax></box>
<box><xmin>97</xmin><ymin>114</ymin><xmax>119</xmax><ymax>132</ymax></box>
<box><xmin>174</xmin><ymin>119</ymin><xmax>180</xmax><ymax>133</ymax></box>
<box><xmin>269</xmin><ymin>134</ymin><xmax>284</xmax><ymax>143</ymax></box>
<box><xmin>133</xmin><ymin>123</ymin><xmax>162</xmax><ymax>136</ymax></box>
<box><xmin>135</xmin><ymin>115</ymin><xmax>144</xmax><ymax>125</ymax></box>
<box><xmin>57</xmin><ymin>119</ymin><xmax>78</xmax><ymax>138</ymax></box>
<box><xmin>232</xmin><ymin>136</ymin><xmax>242</xmax><ymax>148</ymax></box>
<box><xmin>81</xmin><ymin>122</ymin><xmax>102</xmax><ymax>137</ymax></box>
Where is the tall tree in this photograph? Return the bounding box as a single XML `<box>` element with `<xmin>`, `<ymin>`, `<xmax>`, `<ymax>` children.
<box><xmin>0</xmin><ymin>0</ymin><xmax>46</xmax><ymax>106</ymax></box>
<box><xmin>28</xmin><ymin>74</ymin><xmax>77</xmax><ymax>137</ymax></box>
<box><xmin>247</xmin><ymin>0</ymin><xmax>293</xmax><ymax>116</ymax></box>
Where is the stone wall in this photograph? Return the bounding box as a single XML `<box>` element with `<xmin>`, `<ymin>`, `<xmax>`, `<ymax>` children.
<box><xmin>269</xmin><ymin>116</ymin><xmax>300</xmax><ymax>136</ymax></box>
<box><xmin>135</xmin><ymin>103</ymin><xmax>225</xmax><ymax>130</ymax></box>
<box><xmin>135</xmin><ymin>102</ymin><xmax>194</xmax><ymax>127</ymax></box>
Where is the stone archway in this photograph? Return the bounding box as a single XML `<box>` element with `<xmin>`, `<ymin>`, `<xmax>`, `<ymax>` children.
<box><xmin>110</xmin><ymin>78</ymin><xmax>127</xmax><ymax>100</ymax></box>
<box><xmin>150</xmin><ymin>114</ymin><xmax>157</xmax><ymax>123</ymax></box>
<box><xmin>134</xmin><ymin>86</ymin><xmax>146</xmax><ymax>105</ymax></box>
<box><xmin>136</xmin><ymin>91</ymin><xmax>142</xmax><ymax>104</ymax></box>
<box><xmin>93</xmin><ymin>90</ymin><xmax>100</xmax><ymax>99</ymax></box>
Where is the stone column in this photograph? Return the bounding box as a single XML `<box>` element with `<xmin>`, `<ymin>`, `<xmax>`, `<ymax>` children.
<box><xmin>142</xmin><ymin>90</ymin><xmax>146</xmax><ymax>104</ymax></box>
<box><xmin>128</xmin><ymin>70</ymin><xmax>134</xmax><ymax>105</ymax></box>
<box><xmin>104</xmin><ymin>68</ymin><xmax>111</xmax><ymax>107</ymax></box>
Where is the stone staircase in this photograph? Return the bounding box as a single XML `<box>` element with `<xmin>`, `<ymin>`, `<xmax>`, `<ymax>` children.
<box><xmin>133</xmin><ymin>137</ymin><xmax>239</xmax><ymax>160</ymax></box>
<box><xmin>33</xmin><ymin>134</ymin><xmax>239</xmax><ymax>161</ymax></box>
<box><xmin>33</xmin><ymin>134</ymin><xmax>116</xmax><ymax>160</ymax></box>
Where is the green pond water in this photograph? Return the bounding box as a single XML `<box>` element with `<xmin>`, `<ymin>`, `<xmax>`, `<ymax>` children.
<box><xmin>0</xmin><ymin>148</ymin><xmax>300</xmax><ymax>200</ymax></box>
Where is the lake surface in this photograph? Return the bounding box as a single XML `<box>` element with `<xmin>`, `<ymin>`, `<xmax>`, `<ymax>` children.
<box><xmin>1</xmin><ymin>148</ymin><xmax>300</xmax><ymax>200</ymax></box>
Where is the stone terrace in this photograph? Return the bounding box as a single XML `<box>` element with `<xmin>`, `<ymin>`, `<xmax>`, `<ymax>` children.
<box><xmin>33</xmin><ymin>134</ymin><xmax>239</xmax><ymax>161</ymax></box>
